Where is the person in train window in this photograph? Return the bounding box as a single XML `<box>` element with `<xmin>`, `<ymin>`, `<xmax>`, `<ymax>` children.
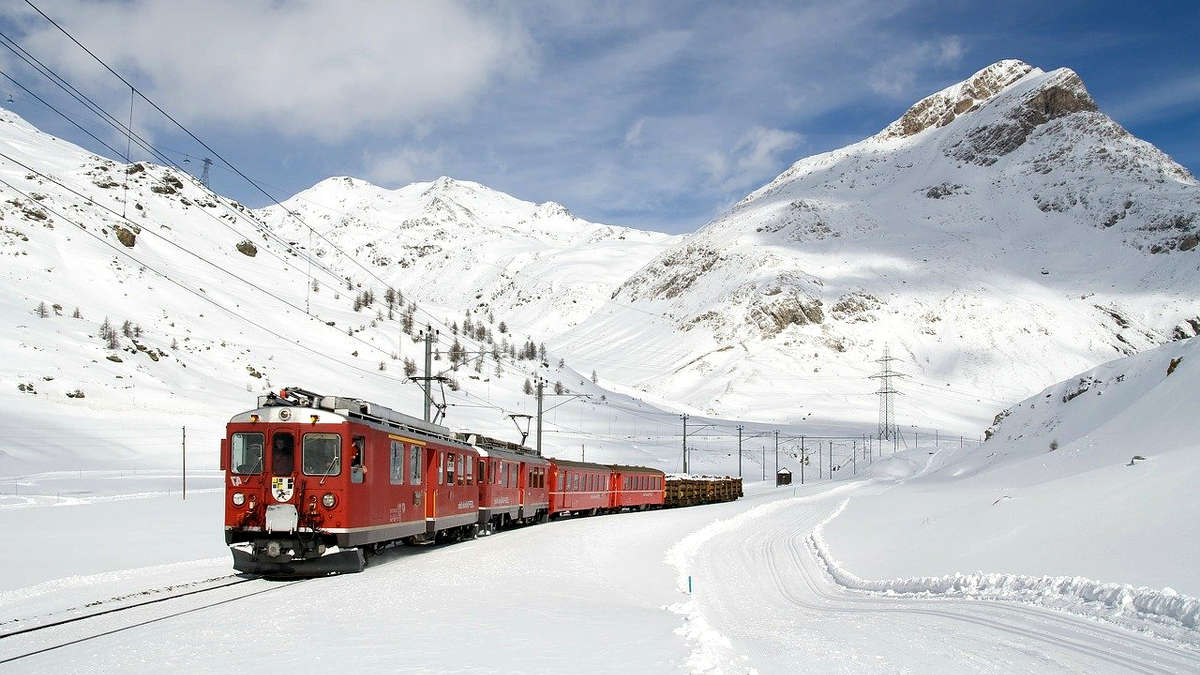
<box><xmin>350</xmin><ymin>437</ymin><xmax>367</xmax><ymax>482</ymax></box>
<box><xmin>272</xmin><ymin>435</ymin><xmax>294</xmax><ymax>475</ymax></box>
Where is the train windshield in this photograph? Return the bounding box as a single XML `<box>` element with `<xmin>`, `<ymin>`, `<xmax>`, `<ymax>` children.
<box><xmin>271</xmin><ymin>433</ymin><xmax>295</xmax><ymax>475</ymax></box>
<box><xmin>231</xmin><ymin>433</ymin><xmax>264</xmax><ymax>474</ymax></box>
<box><xmin>303</xmin><ymin>433</ymin><xmax>341</xmax><ymax>476</ymax></box>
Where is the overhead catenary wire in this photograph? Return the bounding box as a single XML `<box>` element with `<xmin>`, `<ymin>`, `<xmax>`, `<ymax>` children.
<box><xmin>0</xmin><ymin>27</ymin><xmax>542</xmax><ymax>417</ymax></box>
<box><xmin>18</xmin><ymin>0</ymin><xmax>518</xmax><ymax>369</ymax></box>
<box><xmin>0</xmin><ymin>175</ymin><xmax>432</xmax><ymax>393</ymax></box>
<box><xmin>0</xmin><ymin>35</ymin><xmax>367</xmax><ymax>299</ymax></box>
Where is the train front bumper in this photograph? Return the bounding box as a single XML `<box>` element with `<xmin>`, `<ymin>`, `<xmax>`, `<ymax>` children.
<box><xmin>231</xmin><ymin>541</ymin><xmax>365</xmax><ymax>577</ymax></box>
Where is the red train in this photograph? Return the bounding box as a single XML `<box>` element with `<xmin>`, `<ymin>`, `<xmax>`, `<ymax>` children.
<box><xmin>221</xmin><ymin>387</ymin><xmax>667</xmax><ymax>575</ymax></box>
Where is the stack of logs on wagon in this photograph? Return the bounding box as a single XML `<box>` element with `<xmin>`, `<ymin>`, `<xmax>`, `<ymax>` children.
<box><xmin>664</xmin><ymin>474</ymin><xmax>743</xmax><ymax>507</ymax></box>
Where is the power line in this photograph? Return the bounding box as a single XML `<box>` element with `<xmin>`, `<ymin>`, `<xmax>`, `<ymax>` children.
<box><xmin>0</xmin><ymin>175</ymin><xmax>427</xmax><ymax>392</ymax></box>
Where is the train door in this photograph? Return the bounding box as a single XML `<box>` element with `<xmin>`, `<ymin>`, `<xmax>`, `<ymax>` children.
<box><xmin>424</xmin><ymin>447</ymin><xmax>438</xmax><ymax>521</ymax></box>
<box><xmin>517</xmin><ymin>460</ymin><xmax>526</xmax><ymax>509</ymax></box>
<box><xmin>267</xmin><ymin>425</ymin><xmax>301</xmax><ymax>504</ymax></box>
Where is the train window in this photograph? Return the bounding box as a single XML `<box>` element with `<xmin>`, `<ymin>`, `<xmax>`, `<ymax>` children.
<box><xmin>302</xmin><ymin>433</ymin><xmax>341</xmax><ymax>476</ymax></box>
<box><xmin>510</xmin><ymin>464</ymin><xmax>518</xmax><ymax>488</ymax></box>
<box><xmin>409</xmin><ymin>445</ymin><xmax>421</xmax><ymax>485</ymax></box>
<box><xmin>446</xmin><ymin>453</ymin><xmax>456</xmax><ymax>485</ymax></box>
<box><xmin>556</xmin><ymin>473</ymin><xmax>563</xmax><ymax>492</ymax></box>
<box><xmin>437</xmin><ymin>453</ymin><xmax>444</xmax><ymax>485</ymax></box>
<box><xmin>231</xmin><ymin>433</ymin><xmax>264</xmax><ymax>474</ymax></box>
<box><xmin>457</xmin><ymin>454</ymin><xmax>465</xmax><ymax>485</ymax></box>
<box><xmin>271</xmin><ymin>433</ymin><xmax>295</xmax><ymax>475</ymax></box>
<box><xmin>349</xmin><ymin>436</ymin><xmax>366</xmax><ymax>483</ymax></box>
<box><xmin>388</xmin><ymin>440</ymin><xmax>403</xmax><ymax>484</ymax></box>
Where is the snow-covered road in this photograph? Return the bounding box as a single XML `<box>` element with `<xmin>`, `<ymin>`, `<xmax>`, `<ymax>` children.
<box><xmin>678</xmin><ymin>482</ymin><xmax>1200</xmax><ymax>673</ymax></box>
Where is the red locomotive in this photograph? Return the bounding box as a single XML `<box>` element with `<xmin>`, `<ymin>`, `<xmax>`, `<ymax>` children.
<box><xmin>221</xmin><ymin>387</ymin><xmax>668</xmax><ymax>575</ymax></box>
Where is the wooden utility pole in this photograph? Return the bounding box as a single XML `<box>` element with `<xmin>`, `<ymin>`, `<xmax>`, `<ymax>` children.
<box><xmin>181</xmin><ymin>426</ymin><xmax>186</xmax><ymax>501</ymax></box>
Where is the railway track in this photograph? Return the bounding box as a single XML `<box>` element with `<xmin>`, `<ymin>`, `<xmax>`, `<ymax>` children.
<box><xmin>0</xmin><ymin>575</ymin><xmax>309</xmax><ymax>665</ymax></box>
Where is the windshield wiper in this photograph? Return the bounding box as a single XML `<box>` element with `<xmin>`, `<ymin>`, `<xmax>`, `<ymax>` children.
<box><xmin>318</xmin><ymin>451</ymin><xmax>338</xmax><ymax>486</ymax></box>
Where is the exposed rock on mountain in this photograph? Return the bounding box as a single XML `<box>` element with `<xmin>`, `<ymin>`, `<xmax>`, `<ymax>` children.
<box><xmin>554</xmin><ymin>60</ymin><xmax>1200</xmax><ymax>428</ymax></box>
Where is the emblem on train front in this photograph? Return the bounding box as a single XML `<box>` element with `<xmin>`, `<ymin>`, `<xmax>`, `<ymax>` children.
<box><xmin>271</xmin><ymin>476</ymin><xmax>295</xmax><ymax>502</ymax></box>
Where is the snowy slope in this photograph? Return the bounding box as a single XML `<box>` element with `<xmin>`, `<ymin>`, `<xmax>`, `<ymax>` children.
<box><xmin>256</xmin><ymin>175</ymin><xmax>678</xmax><ymax>337</ymax></box>
<box><xmin>0</xmin><ymin>106</ymin><xmax>684</xmax><ymax>477</ymax></box>
<box><xmin>554</xmin><ymin>60</ymin><xmax>1200</xmax><ymax>431</ymax></box>
<box><xmin>822</xmin><ymin>336</ymin><xmax>1200</xmax><ymax>595</ymax></box>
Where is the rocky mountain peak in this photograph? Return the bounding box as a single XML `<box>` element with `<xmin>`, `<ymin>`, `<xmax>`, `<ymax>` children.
<box><xmin>880</xmin><ymin>59</ymin><xmax>1036</xmax><ymax>139</ymax></box>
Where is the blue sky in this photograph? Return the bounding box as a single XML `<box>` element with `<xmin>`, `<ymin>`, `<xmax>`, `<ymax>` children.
<box><xmin>2</xmin><ymin>0</ymin><xmax>1197</xmax><ymax>233</ymax></box>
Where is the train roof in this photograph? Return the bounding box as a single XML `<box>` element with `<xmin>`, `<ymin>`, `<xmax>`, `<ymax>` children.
<box><xmin>548</xmin><ymin>458</ymin><xmax>613</xmax><ymax>471</ymax></box>
<box><xmin>546</xmin><ymin>459</ymin><xmax>662</xmax><ymax>475</ymax></box>
<box><xmin>459</xmin><ymin>433</ymin><xmax>550</xmax><ymax>464</ymax></box>
<box><xmin>608</xmin><ymin>464</ymin><xmax>666</xmax><ymax>475</ymax></box>
<box><xmin>233</xmin><ymin>386</ymin><xmax>468</xmax><ymax>447</ymax></box>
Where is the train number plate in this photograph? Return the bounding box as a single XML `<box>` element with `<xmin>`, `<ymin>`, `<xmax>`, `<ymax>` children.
<box><xmin>265</xmin><ymin>504</ymin><xmax>298</xmax><ymax>533</ymax></box>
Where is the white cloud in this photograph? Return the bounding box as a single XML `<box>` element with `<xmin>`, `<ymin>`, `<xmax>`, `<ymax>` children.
<box><xmin>1103</xmin><ymin>72</ymin><xmax>1200</xmax><ymax>126</ymax></box>
<box><xmin>13</xmin><ymin>0</ymin><xmax>533</xmax><ymax>142</ymax></box>
<box><xmin>362</xmin><ymin>146</ymin><xmax>448</xmax><ymax>187</ymax></box>
<box><xmin>624</xmin><ymin>118</ymin><xmax>646</xmax><ymax>147</ymax></box>
<box><xmin>707</xmin><ymin>126</ymin><xmax>803</xmax><ymax>192</ymax></box>
<box><xmin>868</xmin><ymin>36</ymin><xmax>966</xmax><ymax>98</ymax></box>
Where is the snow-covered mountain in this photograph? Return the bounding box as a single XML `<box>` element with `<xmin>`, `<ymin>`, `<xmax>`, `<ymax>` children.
<box><xmin>256</xmin><ymin>175</ymin><xmax>677</xmax><ymax>337</ymax></box>
<box><xmin>554</xmin><ymin>60</ymin><xmax>1200</xmax><ymax>430</ymax></box>
<box><xmin>3</xmin><ymin>58</ymin><xmax>1198</xmax><ymax>476</ymax></box>
<box><xmin>0</xmin><ymin>106</ymin><xmax>676</xmax><ymax>475</ymax></box>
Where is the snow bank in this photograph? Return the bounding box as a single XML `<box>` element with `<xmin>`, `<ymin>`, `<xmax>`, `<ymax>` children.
<box><xmin>810</xmin><ymin>499</ymin><xmax>1200</xmax><ymax>634</ymax></box>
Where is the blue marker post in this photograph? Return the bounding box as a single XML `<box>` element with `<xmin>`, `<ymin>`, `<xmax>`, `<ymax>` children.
<box><xmin>688</xmin><ymin>576</ymin><xmax>693</xmax><ymax>594</ymax></box>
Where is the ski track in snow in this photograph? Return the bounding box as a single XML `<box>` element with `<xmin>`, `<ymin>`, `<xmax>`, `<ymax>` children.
<box><xmin>675</xmin><ymin>485</ymin><xmax>1200</xmax><ymax>673</ymax></box>
<box><xmin>665</xmin><ymin>483</ymin><xmax>863</xmax><ymax>673</ymax></box>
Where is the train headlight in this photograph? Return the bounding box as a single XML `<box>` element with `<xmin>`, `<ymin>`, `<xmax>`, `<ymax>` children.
<box><xmin>232</xmin><ymin>492</ymin><xmax>245</xmax><ymax>506</ymax></box>
<box><xmin>266</xmin><ymin>540</ymin><xmax>282</xmax><ymax>558</ymax></box>
<box><xmin>322</xmin><ymin>493</ymin><xmax>336</xmax><ymax>508</ymax></box>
